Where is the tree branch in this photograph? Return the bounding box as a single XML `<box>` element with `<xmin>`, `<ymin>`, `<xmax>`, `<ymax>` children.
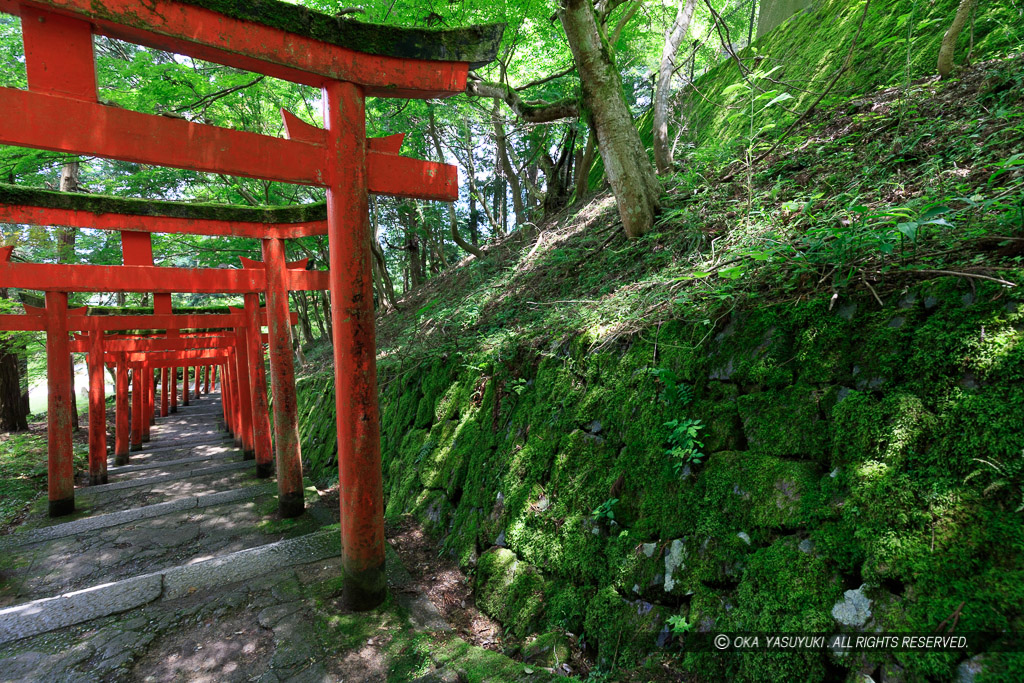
<box><xmin>610</xmin><ymin>0</ymin><xmax>644</xmax><ymax>46</ymax></box>
<box><xmin>466</xmin><ymin>78</ymin><xmax>579</xmax><ymax>123</ymax></box>
<box><xmin>173</xmin><ymin>75</ymin><xmax>266</xmax><ymax>114</ymax></box>
<box><xmin>514</xmin><ymin>64</ymin><xmax>577</xmax><ymax>91</ymax></box>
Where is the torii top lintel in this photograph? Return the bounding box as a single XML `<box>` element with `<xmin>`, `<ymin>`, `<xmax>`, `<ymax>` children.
<box><xmin>0</xmin><ymin>0</ymin><xmax>504</xmax><ymax>97</ymax></box>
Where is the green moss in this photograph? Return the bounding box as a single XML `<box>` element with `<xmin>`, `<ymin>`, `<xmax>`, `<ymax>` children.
<box><xmin>583</xmin><ymin>586</ymin><xmax>668</xmax><ymax>669</ymax></box>
<box><xmin>475</xmin><ymin>548</ymin><xmax>548</xmax><ymax>638</ymax></box>
<box><xmin>292</xmin><ymin>270</ymin><xmax>1023</xmax><ymax>679</ymax></box>
<box><xmin>684</xmin><ymin>538</ymin><xmax>841</xmax><ymax>682</ymax></box>
<box><xmin>677</xmin><ymin>0</ymin><xmax>1022</xmax><ymax>150</ymax></box>
<box><xmin>173</xmin><ymin>0</ymin><xmax>504</xmax><ymax>67</ymax></box>
<box><xmin>736</xmin><ymin>385</ymin><xmax>831</xmax><ymax>461</ymax></box>
<box><xmin>831</xmin><ymin>390</ymin><xmax>937</xmax><ymax>468</ymax></box>
<box><xmin>0</xmin><ymin>182</ymin><xmax>327</xmax><ymax>224</ymax></box>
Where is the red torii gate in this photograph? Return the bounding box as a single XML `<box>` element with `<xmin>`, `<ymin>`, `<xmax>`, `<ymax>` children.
<box><xmin>0</xmin><ymin>0</ymin><xmax>501</xmax><ymax>609</ymax></box>
<box><xmin>7</xmin><ymin>292</ymin><xmax>304</xmax><ymax>507</ymax></box>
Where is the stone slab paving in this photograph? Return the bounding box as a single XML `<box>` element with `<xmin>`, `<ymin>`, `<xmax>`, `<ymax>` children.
<box><xmin>0</xmin><ymin>488</ymin><xmax>263</xmax><ymax>549</ymax></box>
<box><xmin>114</xmin><ymin>435</ymin><xmax>236</xmax><ymax>462</ymax></box>
<box><xmin>86</xmin><ymin>459</ymin><xmax>253</xmax><ymax>493</ymax></box>
<box><xmin>0</xmin><ymin>390</ymin><xmax>313</xmax><ymax>630</ymax></box>
<box><xmin>105</xmin><ymin>450</ymin><xmax>241</xmax><ymax>483</ymax></box>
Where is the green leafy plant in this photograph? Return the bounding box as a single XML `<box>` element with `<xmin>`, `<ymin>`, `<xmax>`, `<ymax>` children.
<box><xmin>507</xmin><ymin>377</ymin><xmax>528</xmax><ymax>395</ymax></box>
<box><xmin>665</xmin><ymin>418</ymin><xmax>706</xmax><ymax>474</ymax></box>
<box><xmin>592</xmin><ymin>497</ymin><xmax>619</xmax><ymax>522</ymax></box>
<box><xmin>667</xmin><ymin>614</ymin><xmax>696</xmax><ymax>635</ymax></box>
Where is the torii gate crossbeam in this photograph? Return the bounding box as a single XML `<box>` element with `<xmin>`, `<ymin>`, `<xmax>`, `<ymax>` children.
<box><xmin>0</xmin><ymin>0</ymin><xmax>502</xmax><ymax>610</ymax></box>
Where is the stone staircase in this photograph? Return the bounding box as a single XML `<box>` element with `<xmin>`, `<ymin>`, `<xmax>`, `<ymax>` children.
<box><xmin>0</xmin><ymin>392</ymin><xmax>339</xmax><ymax>680</ymax></box>
<box><xmin>0</xmin><ymin>392</ymin><xmax>557</xmax><ymax>683</ymax></box>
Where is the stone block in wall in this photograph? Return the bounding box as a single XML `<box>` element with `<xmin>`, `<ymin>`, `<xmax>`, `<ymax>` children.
<box><xmin>691</xmin><ymin>399</ymin><xmax>745</xmax><ymax>453</ymax></box>
<box><xmin>736</xmin><ymin>384</ymin><xmax>830</xmax><ymax>460</ymax></box>
<box><xmin>475</xmin><ymin>547</ymin><xmax>548</xmax><ymax>638</ymax></box>
<box><xmin>699</xmin><ymin>451</ymin><xmax>822</xmax><ymax>530</ymax></box>
<box><xmin>583</xmin><ymin>586</ymin><xmax>670</xmax><ymax>668</ymax></box>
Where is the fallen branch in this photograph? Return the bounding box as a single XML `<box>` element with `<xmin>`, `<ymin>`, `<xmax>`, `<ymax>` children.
<box><xmin>862</xmin><ymin>273</ymin><xmax>885</xmax><ymax>307</ymax></box>
<box><xmin>898</xmin><ymin>269</ymin><xmax>1018</xmax><ymax>287</ymax></box>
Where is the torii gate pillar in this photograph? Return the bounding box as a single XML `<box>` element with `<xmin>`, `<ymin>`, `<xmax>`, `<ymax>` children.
<box><xmin>324</xmin><ymin>81</ymin><xmax>385</xmax><ymax>610</ymax></box>
<box><xmin>45</xmin><ymin>291</ymin><xmax>74</xmax><ymax>517</ymax></box>
<box><xmin>130</xmin><ymin>363</ymin><xmax>143</xmax><ymax>451</ymax></box>
<box><xmin>114</xmin><ymin>352</ymin><xmax>130</xmax><ymax>465</ymax></box>
<box><xmin>262</xmin><ymin>237</ymin><xmax>304</xmax><ymax>518</ymax></box>
<box><xmin>87</xmin><ymin>331</ymin><xmax>107</xmax><ymax>485</ymax></box>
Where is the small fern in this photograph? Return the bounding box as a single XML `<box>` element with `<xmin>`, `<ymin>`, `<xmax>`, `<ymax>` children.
<box><xmin>965</xmin><ymin>451</ymin><xmax>1024</xmax><ymax>513</ymax></box>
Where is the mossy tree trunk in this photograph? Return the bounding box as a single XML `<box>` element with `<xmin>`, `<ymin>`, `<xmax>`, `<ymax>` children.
<box><xmin>654</xmin><ymin>0</ymin><xmax>697</xmax><ymax>175</ymax></box>
<box><xmin>575</xmin><ymin>127</ymin><xmax>597</xmax><ymax>203</ymax></box>
<box><xmin>369</xmin><ymin>199</ymin><xmax>400</xmax><ymax>309</ymax></box>
<box><xmin>937</xmin><ymin>0</ymin><xmax>977</xmax><ymax>79</ymax></box>
<box><xmin>558</xmin><ymin>0</ymin><xmax>661</xmax><ymax>237</ymax></box>
<box><xmin>539</xmin><ymin>128</ymin><xmax>577</xmax><ymax>217</ymax></box>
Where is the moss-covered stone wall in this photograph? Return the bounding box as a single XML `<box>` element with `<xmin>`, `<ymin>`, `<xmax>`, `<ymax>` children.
<box><xmin>299</xmin><ymin>279</ymin><xmax>1024</xmax><ymax>681</ymax></box>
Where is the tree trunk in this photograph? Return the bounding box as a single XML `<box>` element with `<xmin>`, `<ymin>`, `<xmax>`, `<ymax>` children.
<box><xmin>0</xmin><ymin>345</ymin><xmax>27</xmax><ymax>431</ymax></box>
<box><xmin>290</xmin><ymin>291</ymin><xmax>314</xmax><ymax>344</ymax></box>
<box><xmin>654</xmin><ymin>0</ymin><xmax>697</xmax><ymax>174</ymax></box>
<box><xmin>575</xmin><ymin>126</ymin><xmax>598</xmax><ymax>202</ymax></box>
<box><xmin>0</xmin><ymin>288</ymin><xmax>28</xmax><ymax>431</ymax></box>
<box><xmin>492</xmin><ymin>102</ymin><xmax>527</xmax><ymax>228</ymax></box>
<box><xmin>559</xmin><ymin>0</ymin><xmax>661</xmax><ymax>237</ymax></box>
<box><xmin>369</xmin><ymin>199</ymin><xmax>400</xmax><ymax>308</ymax></box>
<box><xmin>465</xmin><ymin>124</ymin><xmax>482</xmax><ymax>245</ymax></box>
<box><xmin>494</xmin><ymin>177</ymin><xmax>507</xmax><ymax>236</ymax></box>
<box><xmin>311</xmin><ymin>289</ymin><xmax>328</xmax><ymax>339</ymax></box>
<box><xmin>19</xmin><ymin>351</ymin><xmax>29</xmax><ymax>417</ymax></box>
<box><xmin>58</xmin><ymin>160</ymin><xmax>81</xmax><ymax>429</ymax></box>
<box><xmin>539</xmin><ymin>129</ymin><xmax>576</xmax><ymax>217</ymax></box>
<box><xmin>401</xmin><ymin>203</ymin><xmax>423</xmax><ymax>288</ymax></box>
<box><xmin>429</xmin><ymin>108</ymin><xmax>484</xmax><ymax>259</ymax></box>
<box><xmin>468</xmin><ymin>190</ymin><xmax>480</xmax><ymax>246</ymax></box>
<box><xmin>938</xmin><ymin>0</ymin><xmax>977</xmax><ymax>79</ymax></box>
<box><xmin>319</xmin><ymin>290</ymin><xmax>333</xmax><ymax>340</ymax></box>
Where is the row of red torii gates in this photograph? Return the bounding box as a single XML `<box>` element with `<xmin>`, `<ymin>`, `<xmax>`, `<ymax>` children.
<box><xmin>0</xmin><ymin>0</ymin><xmax>501</xmax><ymax>609</ymax></box>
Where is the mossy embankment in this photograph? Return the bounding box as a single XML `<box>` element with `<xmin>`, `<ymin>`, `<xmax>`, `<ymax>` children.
<box><xmin>678</xmin><ymin>0</ymin><xmax>1022</xmax><ymax>149</ymax></box>
<box><xmin>293</xmin><ymin>13</ymin><xmax>1024</xmax><ymax>683</ymax></box>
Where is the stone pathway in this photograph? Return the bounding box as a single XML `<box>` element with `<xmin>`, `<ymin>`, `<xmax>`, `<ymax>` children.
<box><xmin>0</xmin><ymin>391</ymin><xmax>555</xmax><ymax>682</ymax></box>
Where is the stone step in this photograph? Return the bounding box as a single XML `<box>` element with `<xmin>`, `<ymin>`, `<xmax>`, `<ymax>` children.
<box><xmin>0</xmin><ymin>481</ymin><xmax>319</xmax><ymax>610</ymax></box>
<box><xmin>0</xmin><ymin>527</ymin><xmax>339</xmax><ymax>645</ymax></box>
<box><xmin>74</xmin><ymin>465</ymin><xmax>263</xmax><ymax>516</ymax></box>
<box><xmin>145</xmin><ymin>425</ymin><xmax>229</xmax><ymax>444</ymax></box>
<box><xmin>109</xmin><ymin>436</ymin><xmax>236</xmax><ymax>465</ymax></box>
<box><xmin>108</xmin><ymin>435</ymin><xmax>234</xmax><ymax>465</ymax></box>
<box><xmin>151</xmin><ymin>411</ymin><xmax>225</xmax><ymax>426</ymax></box>
<box><xmin>85</xmin><ymin>459</ymin><xmax>254</xmax><ymax>495</ymax></box>
<box><xmin>106</xmin><ymin>447</ymin><xmax>239</xmax><ymax>477</ymax></box>
<box><xmin>0</xmin><ymin>487</ymin><xmax>264</xmax><ymax>549</ymax></box>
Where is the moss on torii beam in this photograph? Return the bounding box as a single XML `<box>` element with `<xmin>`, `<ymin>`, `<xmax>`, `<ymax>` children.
<box><xmin>0</xmin><ymin>183</ymin><xmax>326</xmax><ymax>225</ymax></box>
<box><xmin>175</xmin><ymin>0</ymin><xmax>504</xmax><ymax>68</ymax></box>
